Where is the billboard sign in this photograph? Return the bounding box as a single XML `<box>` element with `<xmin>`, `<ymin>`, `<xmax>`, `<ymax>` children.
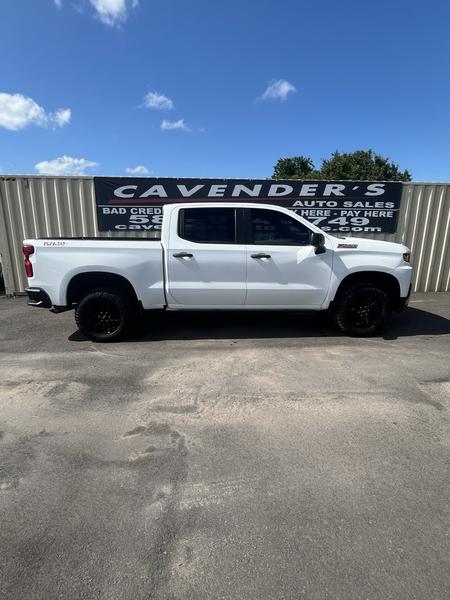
<box><xmin>94</xmin><ymin>177</ymin><xmax>402</xmax><ymax>235</ymax></box>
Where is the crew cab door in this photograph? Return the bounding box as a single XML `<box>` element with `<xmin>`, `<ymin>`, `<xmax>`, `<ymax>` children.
<box><xmin>166</xmin><ymin>206</ymin><xmax>246</xmax><ymax>306</ymax></box>
<box><xmin>245</xmin><ymin>207</ymin><xmax>333</xmax><ymax>307</ymax></box>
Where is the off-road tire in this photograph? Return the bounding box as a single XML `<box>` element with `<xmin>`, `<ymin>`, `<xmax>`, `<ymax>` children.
<box><xmin>334</xmin><ymin>283</ymin><xmax>391</xmax><ymax>337</ymax></box>
<box><xmin>75</xmin><ymin>288</ymin><xmax>134</xmax><ymax>342</ymax></box>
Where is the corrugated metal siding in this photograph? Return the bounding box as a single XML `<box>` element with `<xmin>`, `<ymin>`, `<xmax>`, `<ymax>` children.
<box><xmin>0</xmin><ymin>176</ymin><xmax>154</xmax><ymax>295</ymax></box>
<box><xmin>345</xmin><ymin>183</ymin><xmax>450</xmax><ymax>292</ymax></box>
<box><xmin>1</xmin><ymin>177</ymin><xmax>449</xmax><ymax>294</ymax></box>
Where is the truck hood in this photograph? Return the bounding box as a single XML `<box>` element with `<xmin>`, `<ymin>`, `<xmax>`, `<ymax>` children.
<box><xmin>329</xmin><ymin>235</ymin><xmax>409</xmax><ymax>255</ymax></box>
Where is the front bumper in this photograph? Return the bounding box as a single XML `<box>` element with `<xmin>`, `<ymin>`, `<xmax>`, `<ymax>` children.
<box><xmin>397</xmin><ymin>283</ymin><xmax>412</xmax><ymax>312</ymax></box>
<box><xmin>26</xmin><ymin>287</ymin><xmax>52</xmax><ymax>309</ymax></box>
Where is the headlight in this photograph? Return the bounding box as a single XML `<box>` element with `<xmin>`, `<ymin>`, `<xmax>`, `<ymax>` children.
<box><xmin>403</xmin><ymin>252</ymin><xmax>411</xmax><ymax>263</ymax></box>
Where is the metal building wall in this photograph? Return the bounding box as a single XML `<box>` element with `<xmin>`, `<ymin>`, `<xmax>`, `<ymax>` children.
<box><xmin>346</xmin><ymin>183</ymin><xmax>450</xmax><ymax>293</ymax></box>
<box><xmin>0</xmin><ymin>176</ymin><xmax>152</xmax><ymax>295</ymax></box>
<box><xmin>1</xmin><ymin>176</ymin><xmax>449</xmax><ymax>295</ymax></box>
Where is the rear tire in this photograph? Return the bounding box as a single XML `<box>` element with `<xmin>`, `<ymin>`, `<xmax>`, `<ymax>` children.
<box><xmin>75</xmin><ymin>288</ymin><xmax>134</xmax><ymax>342</ymax></box>
<box><xmin>334</xmin><ymin>284</ymin><xmax>391</xmax><ymax>336</ymax></box>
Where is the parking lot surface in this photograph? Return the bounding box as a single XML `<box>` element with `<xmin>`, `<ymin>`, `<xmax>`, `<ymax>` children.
<box><xmin>0</xmin><ymin>294</ymin><xmax>449</xmax><ymax>600</ymax></box>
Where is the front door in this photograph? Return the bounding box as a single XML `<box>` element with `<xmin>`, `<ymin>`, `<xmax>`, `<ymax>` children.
<box><xmin>166</xmin><ymin>206</ymin><xmax>246</xmax><ymax>306</ymax></box>
<box><xmin>245</xmin><ymin>207</ymin><xmax>333</xmax><ymax>307</ymax></box>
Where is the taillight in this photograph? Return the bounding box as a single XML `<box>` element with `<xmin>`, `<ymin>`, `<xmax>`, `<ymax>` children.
<box><xmin>23</xmin><ymin>245</ymin><xmax>34</xmax><ymax>277</ymax></box>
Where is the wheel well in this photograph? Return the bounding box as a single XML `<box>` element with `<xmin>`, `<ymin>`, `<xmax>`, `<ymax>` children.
<box><xmin>332</xmin><ymin>271</ymin><xmax>401</xmax><ymax>308</ymax></box>
<box><xmin>66</xmin><ymin>272</ymin><xmax>139</xmax><ymax>306</ymax></box>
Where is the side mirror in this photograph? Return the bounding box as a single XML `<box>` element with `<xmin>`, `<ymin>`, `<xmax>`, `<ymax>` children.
<box><xmin>311</xmin><ymin>232</ymin><xmax>326</xmax><ymax>255</ymax></box>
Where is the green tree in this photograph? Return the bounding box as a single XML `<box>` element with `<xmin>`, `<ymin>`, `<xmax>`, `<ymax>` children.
<box><xmin>319</xmin><ymin>150</ymin><xmax>412</xmax><ymax>181</ymax></box>
<box><xmin>272</xmin><ymin>156</ymin><xmax>319</xmax><ymax>179</ymax></box>
<box><xmin>272</xmin><ymin>149</ymin><xmax>412</xmax><ymax>181</ymax></box>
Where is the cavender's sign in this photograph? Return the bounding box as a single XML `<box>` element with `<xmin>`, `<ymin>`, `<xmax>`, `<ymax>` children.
<box><xmin>94</xmin><ymin>177</ymin><xmax>402</xmax><ymax>234</ymax></box>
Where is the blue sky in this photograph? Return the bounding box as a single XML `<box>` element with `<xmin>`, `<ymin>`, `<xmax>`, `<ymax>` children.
<box><xmin>1</xmin><ymin>0</ymin><xmax>449</xmax><ymax>180</ymax></box>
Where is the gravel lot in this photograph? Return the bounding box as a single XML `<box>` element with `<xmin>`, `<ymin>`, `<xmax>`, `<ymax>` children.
<box><xmin>0</xmin><ymin>294</ymin><xmax>449</xmax><ymax>600</ymax></box>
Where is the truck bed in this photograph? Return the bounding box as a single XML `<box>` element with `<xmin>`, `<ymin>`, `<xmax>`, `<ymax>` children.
<box><xmin>23</xmin><ymin>237</ymin><xmax>165</xmax><ymax>309</ymax></box>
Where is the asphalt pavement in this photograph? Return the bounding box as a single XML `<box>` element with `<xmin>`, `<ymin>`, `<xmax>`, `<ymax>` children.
<box><xmin>0</xmin><ymin>294</ymin><xmax>449</xmax><ymax>600</ymax></box>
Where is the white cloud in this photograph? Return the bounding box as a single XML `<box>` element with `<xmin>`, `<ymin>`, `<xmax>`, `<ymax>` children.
<box><xmin>89</xmin><ymin>0</ymin><xmax>138</xmax><ymax>27</ymax></box>
<box><xmin>35</xmin><ymin>156</ymin><xmax>98</xmax><ymax>176</ymax></box>
<box><xmin>144</xmin><ymin>91</ymin><xmax>174</xmax><ymax>111</ymax></box>
<box><xmin>53</xmin><ymin>0</ymin><xmax>138</xmax><ymax>25</ymax></box>
<box><xmin>51</xmin><ymin>108</ymin><xmax>71</xmax><ymax>127</ymax></box>
<box><xmin>160</xmin><ymin>118</ymin><xmax>190</xmax><ymax>131</ymax></box>
<box><xmin>261</xmin><ymin>79</ymin><xmax>296</xmax><ymax>102</ymax></box>
<box><xmin>0</xmin><ymin>93</ymin><xmax>71</xmax><ymax>131</ymax></box>
<box><xmin>125</xmin><ymin>165</ymin><xmax>149</xmax><ymax>175</ymax></box>
<box><xmin>0</xmin><ymin>93</ymin><xmax>46</xmax><ymax>130</ymax></box>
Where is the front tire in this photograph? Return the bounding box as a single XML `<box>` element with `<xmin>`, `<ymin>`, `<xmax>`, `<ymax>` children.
<box><xmin>334</xmin><ymin>284</ymin><xmax>391</xmax><ymax>336</ymax></box>
<box><xmin>75</xmin><ymin>288</ymin><xmax>133</xmax><ymax>342</ymax></box>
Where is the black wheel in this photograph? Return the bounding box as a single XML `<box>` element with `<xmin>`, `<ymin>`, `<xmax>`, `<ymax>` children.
<box><xmin>75</xmin><ymin>288</ymin><xmax>133</xmax><ymax>342</ymax></box>
<box><xmin>334</xmin><ymin>284</ymin><xmax>391</xmax><ymax>336</ymax></box>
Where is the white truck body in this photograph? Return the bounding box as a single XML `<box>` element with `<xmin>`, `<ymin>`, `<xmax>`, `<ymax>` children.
<box><xmin>23</xmin><ymin>202</ymin><xmax>412</xmax><ymax>339</ymax></box>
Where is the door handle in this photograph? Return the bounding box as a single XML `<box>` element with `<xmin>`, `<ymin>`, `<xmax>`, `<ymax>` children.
<box><xmin>251</xmin><ymin>253</ymin><xmax>271</xmax><ymax>259</ymax></box>
<box><xmin>173</xmin><ymin>252</ymin><xmax>193</xmax><ymax>258</ymax></box>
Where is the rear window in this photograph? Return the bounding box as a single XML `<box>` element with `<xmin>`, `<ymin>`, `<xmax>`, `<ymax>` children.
<box><xmin>179</xmin><ymin>208</ymin><xmax>236</xmax><ymax>244</ymax></box>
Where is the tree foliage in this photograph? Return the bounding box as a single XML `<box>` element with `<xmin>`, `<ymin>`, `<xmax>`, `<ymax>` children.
<box><xmin>272</xmin><ymin>156</ymin><xmax>318</xmax><ymax>179</ymax></box>
<box><xmin>273</xmin><ymin>150</ymin><xmax>412</xmax><ymax>181</ymax></box>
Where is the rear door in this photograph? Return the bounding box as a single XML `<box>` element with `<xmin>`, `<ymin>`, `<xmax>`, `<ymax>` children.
<box><xmin>245</xmin><ymin>207</ymin><xmax>333</xmax><ymax>307</ymax></box>
<box><xmin>166</xmin><ymin>206</ymin><xmax>246</xmax><ymax>306</ymax></box>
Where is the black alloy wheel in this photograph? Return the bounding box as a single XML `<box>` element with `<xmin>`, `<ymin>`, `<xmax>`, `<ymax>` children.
<box><xmin>84</xmin><ymin>298</ymin><xmax>122</xmax><ymax>335</ymax></box>
<box><xmin>335</xmin><ymin>284</ymin><xmax>391</xmax><ymax>336</ymax></box>
<box><xmin>348</xmin><ymin>290</ymin><xmax>384</xmax><ymax>329</ymax></box>
<box><xmin>75</xmin><ymin>288</ymin><xmax>132</xmax><ymax>342</ymax></box>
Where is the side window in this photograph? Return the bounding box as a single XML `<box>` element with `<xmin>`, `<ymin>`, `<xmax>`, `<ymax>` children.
<box><xmin>250</xmin><ymin>209</ymin><xmax>311</xmax><ymax>246</ymax></box>
<box><xmin>179</xmin><ymin>208</ymin><xmax>236</xmax><ymax>244</ymax></box>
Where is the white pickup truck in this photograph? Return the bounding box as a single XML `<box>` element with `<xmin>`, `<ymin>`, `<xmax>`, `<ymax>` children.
<box><xmin>23</xmin><ymin>202</ymin><xmax>412</xmax><ymax>341</ymax></box>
